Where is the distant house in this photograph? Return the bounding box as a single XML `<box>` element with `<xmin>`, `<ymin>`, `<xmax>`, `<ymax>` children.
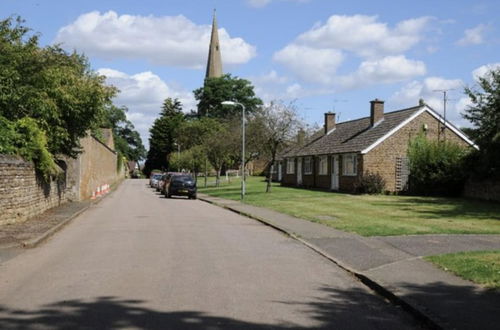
<box><xmin>282</xmin><ymin>99</ymin><xmax>477</xmax><ymax>193</ymax></box>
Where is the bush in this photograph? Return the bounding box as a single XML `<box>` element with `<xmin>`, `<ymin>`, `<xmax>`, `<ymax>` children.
<box><xmin>355</xmin><ymin>171</ymin><xmax>386</xmax><ymax>194</ymax></box>
<box><xmin>408</xmin><ymin>134</ymin><xmax>469</xmax><ymax>196</ymax></box>
<box><xmin>0</xmin><ymin>116</ymin><xmax>59</xmax><ymax>181</ymax></box>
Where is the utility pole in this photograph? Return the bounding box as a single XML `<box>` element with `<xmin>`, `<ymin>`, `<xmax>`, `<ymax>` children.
<box><xmin>433</xmin><ymin>89</ymin><xmax>453</xmax><ymax>141</ymax></box>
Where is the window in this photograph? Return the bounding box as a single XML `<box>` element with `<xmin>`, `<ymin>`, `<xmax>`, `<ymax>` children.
<box><xmin>286</xmin><ymin>158</ymin><xmax>295</xmax><ymax>174</ymax></box>
<box><xmin>304</xmin><ymin>157</ymin><xmax>312</xmax><ymax>175</ymax></box>
<box><xmin>342</xmin><ymin>154</ymin><xmax>358</xmax><ymax>176</ymax></box>
<box><xmin>318</xmin><ymin>156</ymin><xmax>328</xmax><ymax>175</ymax></box>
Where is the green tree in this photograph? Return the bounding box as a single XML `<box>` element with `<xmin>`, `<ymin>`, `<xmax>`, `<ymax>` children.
<box><xmin>193</xmin><ymin>74</ymin><xmax>263</xmax><ymax>118</ymax></box>
<box><xmin>0</xmin><ymin>17</ymin><xmax>117</xmax><ymax>158</ymax></box>
<box><xmin>144</xmin><ymin>98</ymin><xmax>185</xmax><ymax>176</ymax></box>
<box><xmin>463</xmin><ymin>68</ymin><xmax>500</xmax><ymax>178</ymax></box>
<box><xmin>168</xmin><ymin>145</ymin><xmax>207</xmax><ymax>180</ymax></box>
<box><xmin>102</xmin><ymin>105</ymin><xmax>146</xmax><ymax>162</ymax></box>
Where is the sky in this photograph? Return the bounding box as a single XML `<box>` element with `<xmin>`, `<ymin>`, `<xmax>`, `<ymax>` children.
<box><xmin>2</xmin><ymin>0</ymin><xmax>500</xmax><ymax>148</ymax></box>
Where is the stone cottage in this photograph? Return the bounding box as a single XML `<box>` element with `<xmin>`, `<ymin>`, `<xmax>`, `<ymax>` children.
<box><xmin>281</xmin><ymin>99</ymin><xmax>477</xmax><ymax>192</ymax></box>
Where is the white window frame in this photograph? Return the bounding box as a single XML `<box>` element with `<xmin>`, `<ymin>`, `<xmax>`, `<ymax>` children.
<box><xmin>304</xmin><ymin>157</ymin><xmax>312</xmax><ymax>175</ymax></box>
<box><xmin>286</xmin><ymin>158</ymin><xmax>295</xmax><ymax>174</ymax></box>
<box><xmin>318</xmin><ymin>156</ymin><xmax>328</xmax><ymax>175</ymax></box>
<box><xmin>342</xmin><ymin>154</ymin><xmax>358</xmax><ymax>176</ymax></box>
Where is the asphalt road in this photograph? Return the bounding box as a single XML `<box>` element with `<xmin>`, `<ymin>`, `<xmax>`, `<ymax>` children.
<box><xmin>0</xmin><ymin>180</ymin><xmax>420</xmax><ymax>329</ymax></box>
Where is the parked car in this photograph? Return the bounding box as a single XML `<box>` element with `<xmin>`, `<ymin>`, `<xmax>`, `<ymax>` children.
<box><xmin>150</xmin><ymin>173</ymin><xmax>163</xmax><ymax>188</ymax></box>
<box><xmin>164</xmin><ymin>174</ymin><xmax>197</xmax><ymax>199</ymax></box>
<box><xmin>160</xmin><ymin>172</ymin><xmax>179</xmax><ymax>196</ymax></box>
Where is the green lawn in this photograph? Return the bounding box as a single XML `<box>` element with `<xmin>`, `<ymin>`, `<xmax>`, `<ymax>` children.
<box><xmin>426</xmin><ymin>251</ymin><xmax>500</xmax><ymax>289</ymax></box>
<box><xmin>199</xmin><ymin>176</ymin><xmax>500</xmax><ymax>236</ymax></box>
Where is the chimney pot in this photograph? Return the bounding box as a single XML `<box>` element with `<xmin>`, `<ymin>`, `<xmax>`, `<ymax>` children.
<box><xmin>324</xmin><ymin>112</ymin><xmax>336</xmax><ymax>134</ymax></box>
<box><xmin>370</xmin><ymin>99</ymin><xmax>384</xmax><ymax>127</ymax></box>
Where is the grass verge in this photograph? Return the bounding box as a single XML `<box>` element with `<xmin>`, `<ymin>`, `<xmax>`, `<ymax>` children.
<box><xmin>426</xmin><ymin>251</ymin><xmax>500</xmax><ymax>289</ymax></box>
<box><xmin>199</xmin><ymin>176</ymin><xmax>500</xmax><ymax>236</ymax></box>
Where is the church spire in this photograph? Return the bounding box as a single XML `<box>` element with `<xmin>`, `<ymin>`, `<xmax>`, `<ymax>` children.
<box><xmin>205</xmin><ymin>9</ymin><xmax>223</xmax><ymax>78</ymax></box>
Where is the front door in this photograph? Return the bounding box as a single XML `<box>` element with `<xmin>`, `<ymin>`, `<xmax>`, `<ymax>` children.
<box><xmin>297</xmin><ymin>158</ymin><xmax>302</xmax><ymax>185</ymax></box>
<box><xmin>331</xmin><ymin>155</ymin><xmax>339</xmax><ymax>190</ymax></box>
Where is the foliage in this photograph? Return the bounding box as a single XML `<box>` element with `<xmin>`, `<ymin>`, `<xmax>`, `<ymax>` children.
<box><xmin>0</xmin><ymin>116</ymin><xmax>58</xmax><ymax>180</ymax></box>
<box><xmin>355</xmin><ymin>171</ymin><xmax>386</xmax><ymax>194</ymax></box>
<box><xmin>426</xmin><ymin>251</ymin><xmax>500</xmax><ymax>289</ymax></box>
<box><xmin>252</xmin><ymin>101</ymin><xmax>302</xmax><ymax>192</ymax></box>
<box><xmin>463</xmin><ymin>68</ymin><xmax>500</xmax><ymax>178</ymax></box>
<box><xmin>168</xmin><ymin>146</ymin><xmax>207</xmax><ymax>177</ymax></box>
<box><xmin>407</xmin><ymin>134</ymin><xmax>469</xmax><ymax>196</ymax></box>
<box><xmin>102</xmin><ymin>105</ymin><xmax>146</xmax><ymax>161</ymax></box>
<box><xmin>202</xmin><ymin>121</ymin><xmax>233</xmax><ymax>186</ymax></box>
<box><xmin>199</xmin><ymin>176</ymin><xmax>500</xmax><ymax>236</ymax></box>
<box><xmin>194</xmin><ymin>74</ymin><xmax>263</xmax><ymax>118</ymax></box>
<box><xmin>143</xmin><ymin>98</ymin><xmax>185</xmax><ymax>176</ymax></box>
<box><xmin>0</xmin><ymin>17</ymin><xmax>117</xmax><ymax>158</ymax></box>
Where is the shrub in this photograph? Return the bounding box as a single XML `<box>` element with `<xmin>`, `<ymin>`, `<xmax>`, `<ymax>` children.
<box><xmin>408</xmin><ymin>134</ymin><xmax>469</xmax><ymax>196</ymax></box>
<box><xmin>355</xmin><ymin>171</ymin><xmax>386</xmax><ymax>194</ymax></box>
<box><xmin>0</xmin><ymin>116</ymin><xmax>59</xmax><ymax>181</ymax></box>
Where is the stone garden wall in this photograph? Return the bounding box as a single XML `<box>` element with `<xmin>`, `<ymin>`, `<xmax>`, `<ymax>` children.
<box><xmin>0</xmin><ymin>155</ymin><xmax>67</xmax><ymax>225</ymax></box>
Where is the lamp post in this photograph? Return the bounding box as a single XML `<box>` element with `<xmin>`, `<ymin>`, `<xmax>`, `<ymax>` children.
<box><xmin>173</xmin><ymin>142</ymin><xmax>181</xmax><ymax>172</ymax></box>
<box><xmin>221</xmin><ymin>101</ymin><xmax>246</xmax><ymax>199</ymax></box>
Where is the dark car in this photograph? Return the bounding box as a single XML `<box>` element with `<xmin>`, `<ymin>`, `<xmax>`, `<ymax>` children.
<box><xmin>165</xmin><ymin>174</ymin><xmax>197</xmax><ymax>199</ymax></box>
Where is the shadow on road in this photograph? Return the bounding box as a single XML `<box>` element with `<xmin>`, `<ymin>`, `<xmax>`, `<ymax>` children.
<box><xmin>0</xmin><ymin>286</ymin><xmax>423</xmax><ymax>329</ymax></box>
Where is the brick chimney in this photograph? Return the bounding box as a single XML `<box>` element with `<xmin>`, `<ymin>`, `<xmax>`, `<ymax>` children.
<box><xmin>370</xmin><ymin>99</ymin><xmax>384</xmax><ymax>127</ymax></box>
<box><xmin>297</xmin><ymin>129</ymin><xmax>305</xmax><ymax>145</ymax></box>
<box><xmin>324</xmin><ymin>112</ymin><xmax>336</xmax><ymax>134</ymax></box>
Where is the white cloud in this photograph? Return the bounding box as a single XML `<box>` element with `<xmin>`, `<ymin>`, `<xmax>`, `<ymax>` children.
<box><xmin>98</xmin><ymin>68</ymin><xmax>196</xmax><ymax>148</ymax></box>
<box><xmin>273</xmin><ymin>14</ymin><xmax>431</xmax><ymax>87</ymax></box>
<box><xmin>273</xmin><ymin>44</ymin><xmax>344</xmax><ymax>84</ymax></box>
<box><xmin>296</xmin><ymin>15</ymin><xmax>432</xmax><ymax>58</ymax></box>
<box><xmin>250</xmin><ymin>70</ymin><xmax>329</xmax><ymax>101</ymax></box>
<box><xmin>472</xmin><ymin>62</ymin><xmax>500</xmax><ymax>81</ymax></box>
<box><xmin>457</xmin><ymin>24</ymin><xmax>488</xmax><ymax>46</ymax></box>
<box><xmin>55</xmin><ymin>11</ymin><xmax>256</xmax><ymax>68</ymax></box>
<box><xmin>339</xmin><ymin>55</ymin><xmax>426</xmax><ymax>89</ymax></box>
<box><xmin>247</xmin><ymin>0</ymin><xmax>310</xmax><ymax>8</ymax></box>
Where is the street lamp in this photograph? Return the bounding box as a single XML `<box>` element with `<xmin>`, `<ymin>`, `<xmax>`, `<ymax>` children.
<box><xmin>221</xmin><ymin>101</ymin><xmax>246</xmax><ymax>199</ymax></box>
<box><xmin>173</xmin><ymin>142</ymin><xmax>181</xmax><ymax>172</ymax></box>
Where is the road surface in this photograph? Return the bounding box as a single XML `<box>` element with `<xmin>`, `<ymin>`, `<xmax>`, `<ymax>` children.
<box><xmin>0</xmin><ymin>180</ymin><xmax>419</xmax><ymax>329</ymax></box>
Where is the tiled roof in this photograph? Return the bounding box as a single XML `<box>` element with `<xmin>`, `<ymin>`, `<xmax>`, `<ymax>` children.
<box><xmin>286</xmin><ymin>105</ymin><xmax>423</xmax><ymax>157</ymax></box>
<box><xmin>276</xmin><ymin>129</ymin><xmax>324</xmax><ymax>161</ymax></box>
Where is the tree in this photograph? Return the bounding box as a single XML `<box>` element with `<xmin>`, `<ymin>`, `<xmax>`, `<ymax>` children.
<box><xmin>202</xmin><ymin>121</ymin><xmax>232</xmax><ymax>187</ymax></box>
<box><xmin>168</xmin><ymin>145</ymin><xmax>207</xmax><ymax>181</ymax></box>
<box><xmin>102</xmin><ymin>105</ymin><xmax>146</xmax><ymax>162</ymax></box>
<box><xmin>0</xmin><ymin>17</ymin><xmax>117</xmax><ymax>158</ymax></box>
<box><xmin>143</xmin><ymin>98</ymin><xmax>185</xmax><ymax>176</ymax></box>
<box><xmin>463</xmin><ymin>68</ymin><xmax>500</xmax><ymax>178</ymax></box>
<box><xmin>193</xmin><ymin>74</ymin><xmax>263</xmax><ymax>118</ymax></box>
<box><xmin>253</xmin><ymin>101</ymin><xmax>301</xmax><ymax>192</ymax></box>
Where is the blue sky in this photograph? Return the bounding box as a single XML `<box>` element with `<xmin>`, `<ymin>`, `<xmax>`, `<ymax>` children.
<box><xmin>2</xmin><ymin>0</ymin><xmax>499</xmax><ymax>147</ymax></box>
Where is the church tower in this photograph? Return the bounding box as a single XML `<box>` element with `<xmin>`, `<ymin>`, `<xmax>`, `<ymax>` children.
<box><xmin>205</xmin><ymin>10</ymin><xmax>223</xmax><ymax>78</ymax></box>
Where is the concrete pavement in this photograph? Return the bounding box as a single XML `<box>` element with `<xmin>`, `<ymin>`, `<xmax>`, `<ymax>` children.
<box><xmin>199</xmin><ymin>194</ymin><xmax>500</xmax><ymax>330</ymax></box>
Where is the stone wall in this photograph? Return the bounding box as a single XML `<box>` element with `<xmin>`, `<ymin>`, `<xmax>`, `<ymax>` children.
<box><xmin>362</xmin><ymin>111</ymin><xmax>471</xmax><ymax>192</ymax></box>
<box><xmin>0</xmin><ymin>155</ymin><xmax>67</xmax><ymax>225</ymax></box>
<box><xmin>73</xmin><ymin>135</ymin><xmax>119</xmax><ymax>200</ymax></box>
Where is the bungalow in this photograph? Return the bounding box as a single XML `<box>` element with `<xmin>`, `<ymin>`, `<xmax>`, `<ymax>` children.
<box><xmin>282</xmin><ymin>99</ymin><xmax>476</xmax><ymax>193</ymax></box>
